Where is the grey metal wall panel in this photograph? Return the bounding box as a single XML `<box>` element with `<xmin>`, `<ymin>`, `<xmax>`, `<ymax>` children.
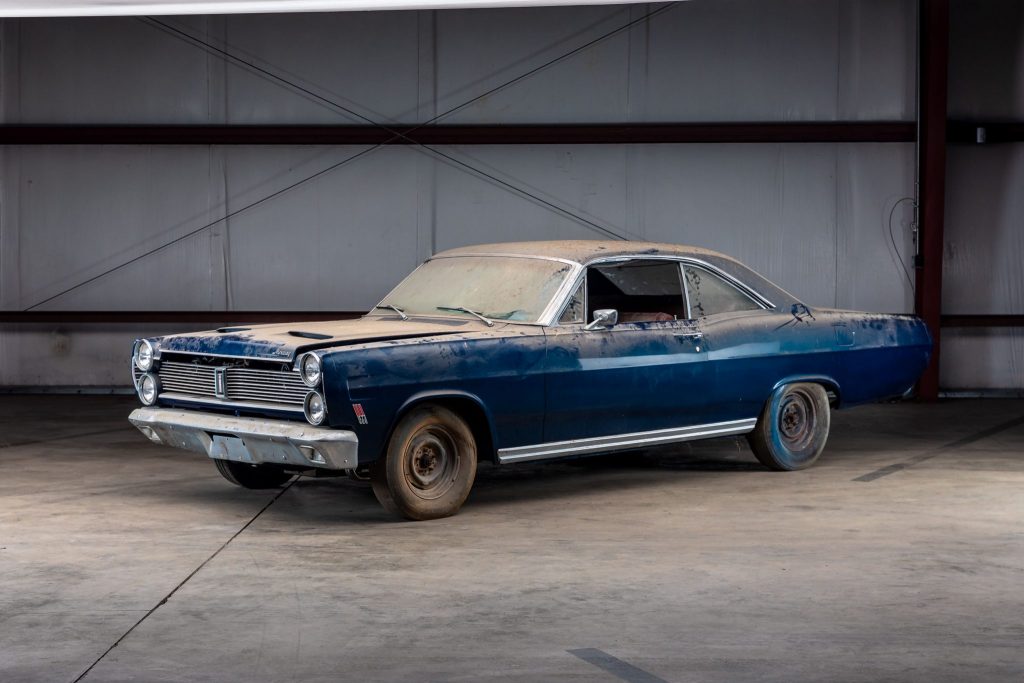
<box><xmin>437</xmin><ymin>0</ymin><xmax>915</xmax><ymax>125</ymax></box>
<box><xmin>944</xmin><ymin>146</ymin><xmax>1024</xmax><ymax>317</ymax></box>
<box><xmin>0</xmin><ymin>323</ymin><xmax>211</xmax><ymax>386</ymax></box>
<box><xmin>835</xmin><ymin>143</ymin><xmax>916</xmax><ymax>314</ymax></box>
<box><xmin>435</xmin><ymin>6</ymin><xmax>632</xmax><ymax>124</ymax></box>
<box><xmin>6</xmin><ymin>1</ymin><xmax>917</xmax><ymax>126</ymax></box>
<box><xmin>221</xmin><ymin>145</ymin><xmax>423</xmax><ymax>309</ymax></box>
<box><xmin>941</xmin><ymin>145</ymin><xmax>1024</xmax><ymax>390</ymax></box>
<box><xmin>9</xmin><ymin>17</ymin><xmax>214</xmax><ymax>123</ymax></box>
<box><xmin>0</xmin><ymin>1</ymin><xmax>948</xmax><ymax>387</ymax></box>
<box><xmin>220</xmin><ymin>12</ymin><xmax>423</xmax><ymax>124</ymax></box>
<box><xmin>5</xmin><ymin>145</ymin><xmax>222</xmax><ymax>311</ymax></box>
<box><xmin>644</xmin><ymin>0</ymin><xmax>843</xmax><ymax>122</ymax></box>
<box><xmin>948</xmin><ymin>0</ymin><xmax>1024</xmax><ymax>120</ymax></box>
<box><xmin>941</xmin><ymin>330</ymin><xmax>1024</xmax><ymax>391</ymax></box>
<box><xmin>943</xmin><ymin>0</ymin><xmax>1024</xmax><ymax>390</ymax></box>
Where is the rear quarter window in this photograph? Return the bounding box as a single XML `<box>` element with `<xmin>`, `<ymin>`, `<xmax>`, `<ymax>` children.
<box><xmin>684</xmin><ymin>264</ymin><xmax>763</xmax><ymax>318</ymax></box>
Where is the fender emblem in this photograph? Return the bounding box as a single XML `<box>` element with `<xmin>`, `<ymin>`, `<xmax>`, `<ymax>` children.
<box><xmin>352</xmin><ymin>403</ymin><xmax>368</xmax><ymax>425</ymax></box>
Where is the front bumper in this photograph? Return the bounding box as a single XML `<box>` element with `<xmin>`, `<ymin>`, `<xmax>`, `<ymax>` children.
<box><xmin>129</xmin><ymin>407</ymin><xmax>358</xmax><ymax>470</ymax></box>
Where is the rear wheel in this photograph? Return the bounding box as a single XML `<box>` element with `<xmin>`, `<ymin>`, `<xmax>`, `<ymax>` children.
<box><xmin>371</xmin><ymin>405</ymin><xmax>477</xmax><ymax>520</ymax></box>
<box><xmin>214</xmin><ymin>459</ymin><xmax>293</xmax><ymax>489</ymax></box>
<box><xmin>748</xmin><ymin>382</ymin><xmax>831</xmax><ymax>471</ymax></box>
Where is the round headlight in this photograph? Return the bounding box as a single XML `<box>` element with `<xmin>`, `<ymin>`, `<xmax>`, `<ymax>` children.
<box><xmin>300</xmin><ymin>353</ymin><xmax>322</xmax><ymax>387</ymax></box>
<box><xmin>136</xmin><ymin>340</ymin><xmax>155</xmax><ymax>371</ymax></box>
<box><xmin>138</xmin><ymin>373</ymin><xmax>158</xmax><ymax>405</ymax></box>
<box><xmin>304</xmin><ymin>391</ymin><xmax>326</xmax><ymax>426</ymax></box>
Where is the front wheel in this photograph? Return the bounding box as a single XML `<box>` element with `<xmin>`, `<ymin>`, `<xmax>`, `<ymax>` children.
<box><xmin>747</xmin><ymin>382</ymin><xmax>831</xmax><ymax>471</ymax></box>
<box><xmin>371</xmin><ymin>405</ymin><xmax>477</xmax><ymax>520</ymax></box>
<box><xmin>214</xmin><ymin>459</ymin><xmax>293</xmax><ymax>489</ymax></box>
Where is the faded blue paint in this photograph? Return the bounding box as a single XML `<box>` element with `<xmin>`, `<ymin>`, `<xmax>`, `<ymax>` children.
<box><xmin>133</xmin><ymin>246</ymin><xmax>931</xmax><ymax>467</ymax></box>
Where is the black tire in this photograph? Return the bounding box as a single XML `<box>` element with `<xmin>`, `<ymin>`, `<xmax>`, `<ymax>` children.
<box><xmin>747</xmin><ymin>382</ymin><xmax>831</xmax><ymax>471</ymax></box>
<box><xmin>370</xmin><ymin>405</ymin><xmax>477</xmax><ymax>520</ymax></box>
<box><xmin>214</xmin><ymin>459</ymin><xmax>293</xmax><ymax>489</ymax></box>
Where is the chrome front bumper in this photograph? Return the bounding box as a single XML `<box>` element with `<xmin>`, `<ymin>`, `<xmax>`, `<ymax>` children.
<box><xmin>129</xmin><ymin>407</ymin><xmax>357</xmax><ymax>470</ymax></box>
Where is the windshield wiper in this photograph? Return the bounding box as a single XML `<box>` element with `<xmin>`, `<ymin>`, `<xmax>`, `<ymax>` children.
<box><xmin>436</xmin><ymin>306</ymin><xmax>494</xmax><ymax>327</ymax></box>
<box><xmin>374</xmin><ymin>304</ymin><xmax>408</xmax><ymax>320</ymax></box>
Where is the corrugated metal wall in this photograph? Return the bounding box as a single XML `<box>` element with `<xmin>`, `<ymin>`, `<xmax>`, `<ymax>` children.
<box><xmin>943</xmin><ymin>0</ymin><xmax>1024</xmax><ymax>391</ymax></box>
<box><xmin>0</xmin><ymin>0</ymin><xmax>1015</xmax><ymax>390</ymax></box>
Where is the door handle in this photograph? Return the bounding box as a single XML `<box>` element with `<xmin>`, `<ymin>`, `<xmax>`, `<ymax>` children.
<box><xmin>674</xmin><ymin>331</ymin><xmax>703</xmax><ymax>339</ymax></box>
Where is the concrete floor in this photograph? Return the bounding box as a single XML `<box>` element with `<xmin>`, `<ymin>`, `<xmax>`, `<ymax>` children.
<box><xmin>1</xmin><ymin>396</ymin><xmax>1022</xmax><ymax>683</ymax></box>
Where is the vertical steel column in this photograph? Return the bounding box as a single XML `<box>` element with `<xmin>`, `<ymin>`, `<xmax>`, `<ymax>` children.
<box><xmin>915</xmin><ymin>0</ymin><xmax>949</xmax><ymax>401</ymax></box>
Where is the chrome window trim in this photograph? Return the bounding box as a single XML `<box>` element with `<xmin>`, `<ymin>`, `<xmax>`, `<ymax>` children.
<box><xmin>678</xmin><ymin>258</ymin><xmax>775</xmax><ymax>310</ymax></box>
<box><xmin>546</xmin><ymin>254</ymin><xmax>773</xmax><ymax>328</ymax></box>
<box><xmin>497</xmin><ymin>418</ymin><xmax>758</xmax><ymax>464</ymax></box>
<box><xmin>680</xmin><ymin>261</ymin><xmax>771</xmax><ymax>315</ymax></box>
<box><xmin>549</xmin><ymin>266</ymin><xmax>588</xmax><ymax>326</ymax></box>
<box><xmin>679</xmin><ymin>262</ymin><xmax>693</xmax><ymax>318</ymax></box>
<box><xmin>583</xmin><ymin>254</ymin><xmax>775</xmax><ymax>312</ymax></box>
<box><xmin>373</xmin><ymin>253</ymin><xmax>582</xmax><ymax>327</ymax></box>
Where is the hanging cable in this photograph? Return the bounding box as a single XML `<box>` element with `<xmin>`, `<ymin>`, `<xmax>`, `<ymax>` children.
<box><xmin>23</xmin><ymin>4</ymin><xmax>677</xmax><ymax>310</ymax></box>
<box><xmin>888</xmin><ymin>196</ymin><xmax>916</xmax><ymax>292</ymax></box>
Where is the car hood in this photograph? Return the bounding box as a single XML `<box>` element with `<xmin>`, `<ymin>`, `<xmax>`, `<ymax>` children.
<box><xmin>154</xmin><ymin>317</ymin><xmax>482</xmax><ymax>362</ymax></box>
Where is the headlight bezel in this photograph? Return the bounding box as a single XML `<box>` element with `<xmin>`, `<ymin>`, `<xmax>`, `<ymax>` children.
<box><xmin>135</xmin><ymin>339</ymin><xmax>155</xmax><ymax>372</ymax></box>
<box><xmin>299</xmin><ymin>352</ymin><xmax>323</xmax><ymax>388</ymax></box>
<box><xmin>138</xmin><ymin>372</ymin><xmax>160</xmax><ymax>405</ymax></box>
<box><xmin>304</xmin><ymin>391</ymin><xmax>327</xmax><ymax>426</ymax></box>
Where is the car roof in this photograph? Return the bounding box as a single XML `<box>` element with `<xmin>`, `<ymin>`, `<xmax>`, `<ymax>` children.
<box><xmin>432</xmin><ymin>240</ymin><xmax>735</xmax><ymax>266</ymax></box>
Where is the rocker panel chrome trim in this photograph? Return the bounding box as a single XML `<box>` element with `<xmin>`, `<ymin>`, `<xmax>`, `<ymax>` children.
<box><xmin>497</xmin><ymin>418</ymin><xmax>757</xmax><ymax>464</ymax></box>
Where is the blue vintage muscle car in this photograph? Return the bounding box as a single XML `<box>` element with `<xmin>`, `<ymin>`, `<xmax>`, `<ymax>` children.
<box><xmin>129</xmin><ymin>241</ymin><xmax>931</xmax><ymax>519</ymax></box>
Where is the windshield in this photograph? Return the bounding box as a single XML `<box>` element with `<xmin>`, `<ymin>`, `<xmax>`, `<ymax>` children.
<box><xmin>378</xmin><ymin>256</ymin><xmax>575</xmax><ymax>323</ymax></box>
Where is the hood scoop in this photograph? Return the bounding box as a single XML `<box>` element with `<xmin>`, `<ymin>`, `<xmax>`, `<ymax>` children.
<box><xmin>288</xmin><ymin>330</ymin><xmax>334</xmax><ymax>340</ymax></box>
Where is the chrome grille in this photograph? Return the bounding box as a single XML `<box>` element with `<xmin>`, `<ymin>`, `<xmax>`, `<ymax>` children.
<box><xmin>156</xmin><ymin>360</ymin><xmax>307</xmax><ymax>408</ymax></box>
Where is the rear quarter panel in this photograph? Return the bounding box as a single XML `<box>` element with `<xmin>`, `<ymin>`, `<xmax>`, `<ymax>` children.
<box><xmin>705</xmin><ymin>309</ymin><xmax>931</xmax><ymax>419</ymax></box>
<box><xmin>825</xmin><ymin>311</ymin><xmax>932</xmax><ymax>405</ymax></box>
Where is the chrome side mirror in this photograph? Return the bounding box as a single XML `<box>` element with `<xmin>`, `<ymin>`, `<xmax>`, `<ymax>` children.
<box><xmin>584</xmin><ymin>309</ymin><xmax>618</xmax><ymax>331</ymax></box>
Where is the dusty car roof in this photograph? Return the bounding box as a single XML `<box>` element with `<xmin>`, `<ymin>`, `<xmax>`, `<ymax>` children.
<box><xmin>433</xmin><ymin>240</ymin><xmax>733</xmax><ymax>265</ymax></box>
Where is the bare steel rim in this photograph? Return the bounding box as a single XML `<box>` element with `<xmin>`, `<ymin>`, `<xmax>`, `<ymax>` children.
<box><xmin>777</xmin><ymin>387</ymin><xmax>818</xmax><ymax>452</ymax></box>
<box><xmin>402</xmin><ymin>424</ymin><xmax>462</xmax><ymax>500</ymax></box>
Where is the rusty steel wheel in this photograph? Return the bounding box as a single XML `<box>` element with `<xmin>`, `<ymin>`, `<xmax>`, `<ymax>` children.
<box><xmin>371</xmin><ymin>405</ymin><xmax>477</xmax><ymax>520</ymax></box>
<box><xmin>748</xmin><ymin>382</ymin><xmax>831</xmax><ymax>471</ymax></box>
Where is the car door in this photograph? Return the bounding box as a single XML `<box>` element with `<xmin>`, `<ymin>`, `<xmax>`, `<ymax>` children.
<box><xmin>540</xmin><ymin>259</ymin><xmax>714</xmax><ymax>444</ymax></box>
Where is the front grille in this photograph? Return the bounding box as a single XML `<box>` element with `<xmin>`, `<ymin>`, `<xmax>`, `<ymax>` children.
<box><xmin>140</xmin><ymin>358</ymin><xmax>308</xmax><ymax>410</ymax></box>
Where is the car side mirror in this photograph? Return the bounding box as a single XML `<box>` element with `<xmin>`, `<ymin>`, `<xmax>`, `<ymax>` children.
<box><xmin>584</xmin><ymin>309</ymin><xmax>618</xmax><ymax>331</ymax></box>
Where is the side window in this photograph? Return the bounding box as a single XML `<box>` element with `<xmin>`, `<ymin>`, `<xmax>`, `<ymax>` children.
<box><xmin>684</xmin><ymin>264</ymin><xmax>762</xmax><ymax>318</ymax></box>
<box><xmin>587</xmin><ymin>261</ymin><xmax>686</xmax><ymax>324</ymax></box>
<box><xmin>558</xmin><ymin>279</ymin><xmax>585</xmax><ymax>324</ymax></box>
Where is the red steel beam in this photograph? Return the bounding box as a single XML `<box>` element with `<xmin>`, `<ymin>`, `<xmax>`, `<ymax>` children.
<box><xmin>914</xmin><ymin>0</ymin><xmax>949</xmax><ymax>401</ymax></box>
<box><xmin>0</xmin><ymin>122</ymin><xmax>916</xmax><ymax>146</ymax></box>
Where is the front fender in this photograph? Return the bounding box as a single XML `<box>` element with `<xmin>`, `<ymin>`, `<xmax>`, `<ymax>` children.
<box><xmin>390</xmin><ymin>389</ymin><xmax>499</xmax><ymax>463</ymax></box>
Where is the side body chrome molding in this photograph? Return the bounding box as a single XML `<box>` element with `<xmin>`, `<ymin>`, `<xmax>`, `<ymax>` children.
<box><xmin>497</xmin><ymin>418</ymin><xmax>758</xmax><ymax>464</ymax></box>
